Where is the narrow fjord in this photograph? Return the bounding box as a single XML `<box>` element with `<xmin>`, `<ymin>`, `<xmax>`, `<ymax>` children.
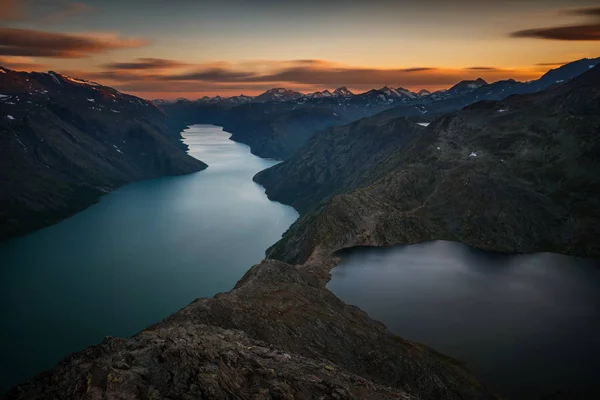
<box><xmin>0</xmin><ymin>125</ymin><xmax>298</xmax><ymax>393</ymax></box>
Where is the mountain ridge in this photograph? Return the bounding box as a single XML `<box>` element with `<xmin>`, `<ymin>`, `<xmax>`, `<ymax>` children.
<box><xmin>0</xmin><ymin>67</ymin><xmax>207</xmax><ymax>240</ymax></box>
<box><xmin>256</xmin><ymin>64</ymin><xmax>600</xmax><ymax>264</ymax></box>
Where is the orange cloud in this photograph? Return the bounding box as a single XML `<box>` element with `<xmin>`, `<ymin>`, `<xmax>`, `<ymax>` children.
<box><xmin>0</xmin><ymin>27</ymin><xmax>149</xmax><ymax>58</ymax></box>
<box><xmin>66</xmin><ymin>58</ymin><xmax>544</xmax><ymax>98</ymax></box>
<box><xmin>0</xmin><ymin>56</ymin><xmax>47</xmax><ymax>71</ymax></box>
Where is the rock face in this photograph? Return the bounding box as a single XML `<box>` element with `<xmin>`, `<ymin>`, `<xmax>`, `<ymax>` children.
<box><xmin>259</xmin><ymin>65</ymin><xmax>600</xmax><ymax>264</ymax></box>
<box><xmin>3</xmin><ymin>258</ymin><xmax>497</xmax><ymax>400</ymax></box>
<box><xmin>0</xmin><ymin>68</ymin><xmax>206</xmax><ymax>240</ymax></box>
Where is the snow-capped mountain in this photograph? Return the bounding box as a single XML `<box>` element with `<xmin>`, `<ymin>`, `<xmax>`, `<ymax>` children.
<box><xmin>447</xmin><ymin>78</ymin><xmax>488</xmax><ymax>96</ymax></box>
<box><xmin>305</xmin><ymin>90</ymin><xmax>333</xmax><ymax>99</ymax></box>
<box><xmin>332</xmin><ymin>87</ymin><xmax>354</xmax><ymax>97</ymax></box>
<box><xmin>253</xmin><ymin>88</ymin><xmax>304</xmax><ymax>103</ymax></box>
<box><xmin>395</xmin><ymin>87</ymin><xmax>418</xmax><ymax>99</ymax></box>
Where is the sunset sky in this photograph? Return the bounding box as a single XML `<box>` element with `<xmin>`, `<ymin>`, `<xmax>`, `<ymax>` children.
<box><xmin>1</xmin><ymin>0</ymin><xmax>599</xmax><ymax>99</ymax></box>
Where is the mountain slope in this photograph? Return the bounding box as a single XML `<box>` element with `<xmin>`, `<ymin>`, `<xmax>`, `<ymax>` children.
<box><xmin>254</xmin><ymin>115</ymin><xmax>425</xmax><ymax>214</ymax></box>
<box><xmin>0</xmin><ymin>68</ymin><xmax>206</xmax><ymax>240</ymax></box>
<box><xmin>3</xmin><ymin>258</ymin><xmax>497</xmax><ymax>400</ymax></box>
<box><xmin>260</xmin><ymin>65</ymin><xmax>600</xmax><ymax>264</ymax></box>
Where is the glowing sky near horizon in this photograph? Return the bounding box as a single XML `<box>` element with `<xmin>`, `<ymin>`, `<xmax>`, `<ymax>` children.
<box><xmin>1</xmin><ymin>0</ymin><xmax>599</xmax><ymax>98</ymax></box>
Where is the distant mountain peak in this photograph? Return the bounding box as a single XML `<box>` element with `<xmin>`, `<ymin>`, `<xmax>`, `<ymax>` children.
<box><xmin>333</xmin><ymin>86</ymin><xmax>353</xmax><ymax>96</ymax></box>
<box><xmin>449</xmin><ymin>78</ymin><xmax>489</xmax><ymax>93</ymax></box>
<box><xmin>254</xmin><ymin>87</ymin><xmax>303</xmax><ymax>102</ymax></box>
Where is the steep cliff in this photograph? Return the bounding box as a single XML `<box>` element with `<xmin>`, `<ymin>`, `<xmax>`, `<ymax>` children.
<box><xmin>0</xmin><ymin>68</ymin><xmax>206</xmax><ymax>240</ymax></box>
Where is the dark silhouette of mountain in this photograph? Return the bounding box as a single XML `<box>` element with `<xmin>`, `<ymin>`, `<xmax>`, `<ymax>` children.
<box><xmin>256</xmin><ymin>64</ymin><xmax>600</xmax><ymax>264</ymax></box>
<box><xmin>253</xmin><ymin>88</ymin><xmax>304</xmax><ymax>102</ymax></box>
<box><xmin>0</xmin><ymin>67</ymin><xmax>206</xmax><ymax>240</ymax></box>
<box><xmin>158</xmin><ymin>58</ymin><xmax>600</xmax><ymax>160</ymax></box>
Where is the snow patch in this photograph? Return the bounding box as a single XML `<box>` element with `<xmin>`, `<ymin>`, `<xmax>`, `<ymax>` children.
<box><xmin>7</xmin><ymin>115</ymin><xmax>15</xmax><ymax>120</ymax></box>
<box><xmin>111</xmin><ymin>109</ymin><xmax>120</xmax><ymax>113</ymax></box>
<box><xmin>417</xmin><ymin>122</ymin><xmax>430</xmax><ymax>127</ymax></box>
<box><xmin>113</xmin><ymin>144</ymin><xmax>123</xmax><ymax>154</ymax></box>
<box><xmin>0</xmin><ymin>69</ymin><xmax>5</xmax><ymax>74</ymax></box>
<box><xmin>497</xmin><ymin>109</ymin><xmax>508</xmax><ymax>113</ymax></box>
<box><xmin>556</xmin><ymin>80</ymin><xmax>564</xmax><ymax>83</ymax></box>
<box><xmin>0</xmin><ymin>94</ymin><xmax>10</xmax><ymax>99</ymax></box>
<box><xmin>469</xmin><ymin>152</ymin><xmax>477</xmax><ymax>157</ymax></box>
<box><xmin>49</xmin><ymin>72</ymin><xmax>63</xmax><ymax>86</ymax></box>
<box><xmin>87</xmin><ymin>98</ymin><xmax>95</xmax><ymax>102</ymax></box>
<box><xmin>437</xmin><ymin>147</ymin><xmax>441</xmax><ymax>150</ymax></box>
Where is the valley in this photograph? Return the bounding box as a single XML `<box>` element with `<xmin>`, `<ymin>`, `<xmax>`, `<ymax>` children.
<box><xmin>2</xmin><ymin>58</ymin><xmax>600</xmax><ymax>400</ymax></box>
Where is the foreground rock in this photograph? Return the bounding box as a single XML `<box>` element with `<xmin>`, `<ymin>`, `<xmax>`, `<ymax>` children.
<box><xmin>0</xmin><ymin>67</ymin><xmax>206</xmax><ymax>240</ymax></box>
<box><xmin>4</xmin><ymin>259</ymin><xmax>497</xmax><ymax>399</ymax></box>
<box><xmin>259</xmin><ymin>65</ymin><xmax>600</xmax><ymax>264</ymax></box>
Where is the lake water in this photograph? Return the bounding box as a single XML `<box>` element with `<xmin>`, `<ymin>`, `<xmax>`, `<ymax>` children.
<box><xmin>327</xmin><ymin>242</ymin><xmax>600</xmax><ymax>399</ymax></box>
<box><xmin>0</xmin><ymin>125</ymin><xmax>298</xmax><ymax>393</ymax></box>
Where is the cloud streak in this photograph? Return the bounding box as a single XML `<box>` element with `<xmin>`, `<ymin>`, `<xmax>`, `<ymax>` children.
<box><xmin>103</xmin><ymin>58</ymin><xmax>190</xmax><ymax>70</ymax></box>
<box><xmin>71</xmin><ymin>59</ymin><xmax>541</xmax><ymax>97</ymax></box>
<box><xmin>511</xmin><ymin>5</ymin><xmax>600</xmax><ymax>41</ymax></box>
<box><xmin>0</xmin><ymin>56</ymin><xmax>47</xmax><ymax>71</ymax></box>
<box><xmin>511</xmin><ymin>24</ymin><xmax>600</xmax><ymax>41</ymax></box>
<box><xmin>0</xmin><ymin>27</ymin><xmax>149</xmax><ymax>58</ymax></box>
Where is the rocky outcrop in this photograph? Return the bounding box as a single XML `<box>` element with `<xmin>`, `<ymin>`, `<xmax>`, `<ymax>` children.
<box><xmin>4</xmin><ymin>258</ymin><xmax>497</xmax><ymax>400</ymax></box>
<box><xmin>260</xmin><ymin>65</ymin><xmax>600</xmax><ymax>264</ymax></box>
<box><xmin>0</xmin><ymin>68</ymin><xmax>206</xmax><ymax>240</ymax></box>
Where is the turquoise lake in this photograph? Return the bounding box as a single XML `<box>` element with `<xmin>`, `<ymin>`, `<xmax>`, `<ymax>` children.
<box><xmin>0</xmin><ymin>125</ymin><xmax>298</xmax><ymax>392</ymax></box>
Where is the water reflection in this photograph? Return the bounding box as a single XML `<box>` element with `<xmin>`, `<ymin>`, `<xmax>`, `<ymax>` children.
<box><xmin>329</xmin><ymin>242</ymin><xmax>600</xmax><ymax>399</ymax></box>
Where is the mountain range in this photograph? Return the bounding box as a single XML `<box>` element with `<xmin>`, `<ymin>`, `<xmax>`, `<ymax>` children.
<box><xmin>2</xmin><ymin>58</ymin><xmax>600</xmax><ymax>400</ymax></box>
<box><xmin>157</xmin><ymin>58</ymin><xmax>600</xmax><ymax>159</ymax></box>
<box><xmin>255</xmin><ymin>63</ymin><xmax>600</xmax><ymax>264</ymax></box>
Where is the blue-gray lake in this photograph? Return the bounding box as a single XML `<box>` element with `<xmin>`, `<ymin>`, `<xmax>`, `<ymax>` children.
<box><xmin>0</xmin><ymin>125</ymin><xmax>298</xmax><ymax>393</ymax></box>
<box><xmin>327</xmin><ymin>242</ymin><xmax>600</xmax><ymax>399</ymax></box>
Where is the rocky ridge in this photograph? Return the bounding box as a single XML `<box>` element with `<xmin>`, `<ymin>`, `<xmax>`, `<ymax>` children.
<box><xmin>257</xmin><ymin>64</ymin><xmax>600</xmax><ymax>264</ymax></box>
<box><xmin>3</xmin><ymin>257</ymin><xmax>497</xmax><ymax>400</ymax></box>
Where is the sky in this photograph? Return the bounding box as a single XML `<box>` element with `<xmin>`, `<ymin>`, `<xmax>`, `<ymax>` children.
<box><xmin>1</xmin><ymin>0</ymin><xmax>599</xmax><ymax>99</ymax></box>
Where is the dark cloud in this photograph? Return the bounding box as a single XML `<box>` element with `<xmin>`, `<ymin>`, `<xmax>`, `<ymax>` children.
<box><xmin>163</xmin><ymin>68</ymin><xmax>257</xmax><ymax>81</ymax></box>
<box><xmin>0</xmin><ymin>27</ymin><xmax>149</xmax><ymax>58</ymax></box>
<box><xmin>465</xmin><ymin>67</ymin><xmax>499</xmax><ymax>71</ymax></box>
<box><xmin>403</xmin><ymin>67</ymin><xmax>434</xmax><ymax>72</ymax></box>
<box><xmin>510</xmin><ymin>23</ymin><xmax>600</xmax><ymax>41</ymax></box>
<box><xmin>103</xmin><ymin>58</ymin><xmax>189</xmax><ymax>70</ymax></box>
<box><xmin>562</xmin><ymin>6</ymin><xmax>600</xmax><ymax>17</ymax></box>
<box><xmin>511</xmin><ymin>5</ymin><xmax>600</xmax><ymax>41</ymax></box>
